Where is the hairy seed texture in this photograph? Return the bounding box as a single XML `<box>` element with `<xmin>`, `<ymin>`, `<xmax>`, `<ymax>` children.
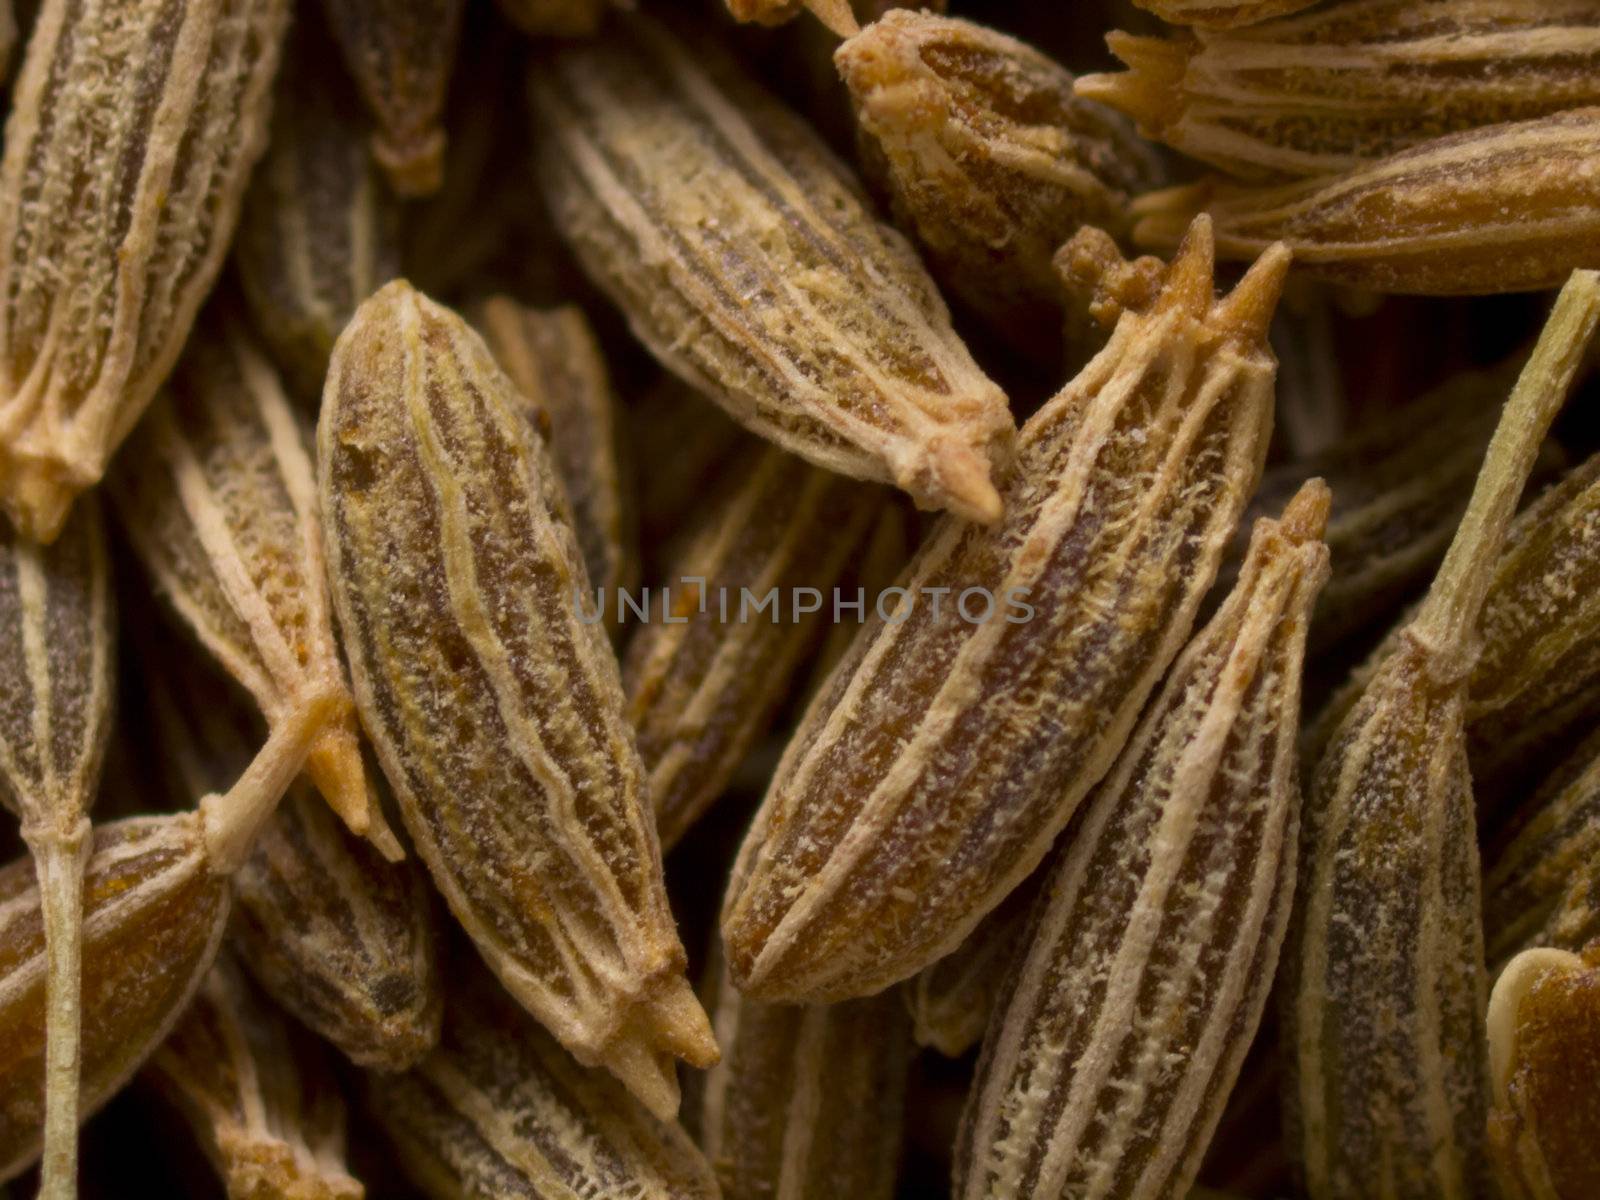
<box><xmin>720</xmin><ymin>218</ymin><xmax>1288</xmax><ymax>1004</ymax></box>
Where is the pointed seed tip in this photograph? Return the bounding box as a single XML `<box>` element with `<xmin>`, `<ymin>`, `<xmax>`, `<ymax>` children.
<box><xmin>1280</xmin><ymin>478</ymin><xmax>1332</xmax><ymax>544</ymax></box>
<box><xmin>1215</xmin><ymin>241</ymin><xmax>1292</xmax><ymax>343</ymax></box>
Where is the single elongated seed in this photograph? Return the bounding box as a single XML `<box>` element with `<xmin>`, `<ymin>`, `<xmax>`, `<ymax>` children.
<box><xmin>1483</xmin><ymin>728</ymin><xmax>1600</xmax><ymax>966</ymax></box>
<box><xmin>365</xmin><ymin>970</ymin><xmax>720</xmax><ymax>1200</ymax></box>
<box><xmin>0</xmin><ymin>500</ymin><xmax>113</xmax><ymax>1200</ymax></box>
<box><xmin>317</xmin><ymin>0</ymin><xmax>462</xmax><ymax>197</ymax></box>
<box><xmin>686</xmin><ymin>945</ymin><xmax>912</xmax><ymax>1200</ymax></box>
<box><xmin>0</xmin><ymin>0</ymin><xmax>291</xmax><ymax>542</ymax></box>
<box><xmin>494</xmin><ymin>0</ymin><xmax>607</xmax><ymax>37</ymax></box>
<box><xmin>234</xmin><ymin>22</ymin><xmax>403</xmax><ymax>406</ymax></box>
<box><xmin>1132</xmin><ymin>109</ymin><xmax>1600</xmax><ymax>295</ymax></box>
<box><xmin>320</xmin><ymin>280</ymin><xmax>716</xmax><ymax>1119</ymax></box>
<box><xmin>1130</xmin><ymin>0</ymin><xmax>1320</xmax><ymax>30</ymax></box>
<box><xmin>145</xmin><ymin>955</ymin><xmax>364</xmax><ymax>1200</ymax></box>
<box><xmin>956</xmin><ymin>482</ymin><xmax>1331</xmax><ymax>1200</ymax></box>
<box><xmin>471</xmin><ymin>297</ymin><xmax>639</xmax><ymax>624</ymax></box>
<box><xmin>836</xmin><ymin>11</ymin><xmax>1162</xmax><ymax>354</ymax></box>
<box><xmin>720</xmin><ymin>218</ymin><xmax>1287</xmax><ymax>1003</ymax></box>
<box><xmin>622</xmin><ymin>445</ymin><xmax>888</xmax><ymax>851</ymax></box>
<box><xmin>725</xmin><ymin>0</ymin><xmax>859</xmax><ymax>38</ymax></box>
<box><xmin>1283</xmin><ymin>272</ymin><xmax>1600</xmax><ymax>1200</ymax></box>
<box><xmin>108</xmin><ymin>310</ymin><xmax>400</xmax><ymax>860</ymax></box>
<box><xmin>0</xmin><ymin>698</ymin><xmax>332</xmax><ymax>1184</ymax></box>
<box><xmin>529</xmin><ymin>14</ymin><xmax>1015</xmax><ymax>525</ymax></box>
<box><xmin>1081</xmin><ymin>2</ymin><xmax>1600</xmax><ymax>180</ymax></box>
<box><xmin>1486</xmin><ymin>945</ymin><xmax>1600</xmax><ymax>1200</ymax></box>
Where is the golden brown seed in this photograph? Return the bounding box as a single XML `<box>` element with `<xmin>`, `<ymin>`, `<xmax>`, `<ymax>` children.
<box><xmin>365</xmin><ymin>970</ymin><xmax>721</xmax><ymax>1200</ymax></box>
<box><xmin>955</xmin><ymin>483</ymin><xmax>1331</xmax><ymax>1200</ymax></box>
<box><xmin>1282</xmin><ymin>272</ymin><xmax>1600</xmax><ymax>1200</ymax></box>
<box><xmin>234</xmin><ymin>25</ymin><xmax>403</xmax><ymax>405</ymax></box>
<box><xmin>1486</xmin><ymin>944</ymin><xmax>1600</xmax><ymax>1200</ymax></box>
<box><xmin>471</xmin><ymin>298</ymin><xmax>639</xmax><ymax>625</ymax></box>
<box><xmin>320</xmin><ymin>280</ymin><xmax>715</xmax><ymax>1119</ymax></box>
<box><xmin>529</xmin><ymin>13</ymin><xmax>1015</xmax><ymax>525</ymax></box>
<box><xmin>0</xmin><ymin>697</ymin><xmax>333</xmax><ymax>1184</ymax></box>
<box><xmin>0</xmin><ymin>500</ymin><xmax>113</xmax><ymax>1197</ymax></box>
<box><xmin>0</xmin><ymin>0</ymin><xmax>292</xmax><ymax>543</ymax></box>
<box><xmin>725</xmin><ymin>0</ymin><xmax>859</xmax><ymax>38</ymax></box>
<box><xmin>1080</xmin><ymin>2</ymin><xmax>1600</xmax><ymax>180</ymax></box>
<box><xmin>686</xmin><ymin>945</ymin><xmax>912</xmax><ymax>1200</ymax></box>
<box><xmin>145</xmin><ymin>956</ymin><xmax>364</xmax><ymax>1200</ymax></box>
<box><xmin>108</xmin><ymin>310</ymin><xmax>400</xmax><ymax>860</ymax></box>
<box><xmin>836</xmin><ymin>10</ymin><xmax>1163</xmax><ymax>352</ymax></box>
<box><xmin>622</xmin><ymin>445</ymin><xmax>888</xmax><ymax>851</ymax></box>
<box><xmin>1131</xmin><ymin>0</ymin><xmax>1321</xmax><ymax>29</ymax></box>
<box><xmin>720</xmin><ymin>218</ymin><xmax>1287</xmax><ymax>1004</ymax></box>
<box><xmin>494</xmin><ymin>0</ymin><xmax>607</xmax><ymax>37</ymax></box>
<box><xmin>317</xmin><ymin>0</ymin><xmax>462</xmax><ymax>197</ymax></box>
<box><xmin>1131</xmin><ymin>109</ymin><xmax>1600</xmax><ymax>295</ymax></box>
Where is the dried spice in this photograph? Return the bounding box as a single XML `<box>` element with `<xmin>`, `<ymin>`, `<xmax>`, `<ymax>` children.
<box><xmin>234</xmin><ymin>25</ymin><xmax>403</xmax><ymax>405</ymax></box>
<box><xmin>0</xmin><ymin>0</ymin><xmax>291</xmax><ymax>542</ymax></box>
<box><xmin>320</xmin><ymin>280</ymin><xmax>716</xmax><ymax>1118</ymax></box>
<box><xmin>686</xmin><ymin>945</ymin><xmax>912</xmax><ymax>1200</ymax></box>
<box><xmin>1487</xmin><ymin>945</ymin><xmax>1600</xmax><ymax>1200</ymax></box>
<box><xmin>956</xmin><ymin>483</ymin><xmax>1330</xmax><ymax>1200</ymax></box>
<box><xmin>720</xmin><ymin>219</ymin><xmax>1286</xmax><ymax>1004</ymax></box>
<box><xmin>0</xmin><ymin>501</ymin><xmax>113</xmax><ymax>1197</ymax></box>
<box><xmin>837</xmin><ymin>11</ymin><xmax>1163</xmax><ymax>353</ymax></box>
<box><xmin>1282</xmin><ymin>271</ymin><xmax>1600</xmax><ymax>1200</ymax></box>
<box><xmin>1131</xmin><ymin>0</ymin><xmax>1321</xmax><ymax>30</ymax></box>
<box><xmin>530</xmin><ymin>14</ymin><xmax>1015</xmax><ymax>525</ymax></box>
<box><xmin>366</xmin><ymin>969</ymin><xmax>720</xmax><ymax>1200</ymax></box>
<box><xmin>108</xmin><ymin>311</ymin><xmax>400</xmax><ymax>859</ymax></box>
<box><xmin>725</xmin><ymin>0</ymin><xmax>859</xmax><ymax>39</ymax></box>
<box><xmin>622</xmin><ymin>445</ymin><xmax>887</xmax><ymax>851</ymax></box>
<box><xmin>1132</xmin><ymin>109</ymin><xmax>1600</xmax><ymax>295</ymax></box>
<box><xmin>471</xmin><ymin>298</ymin><xmax>639</xmax><ymax>623</ymax></box>
<box><xmin>1081</xmin><ymin>2</ymin><xmax>1600</xmax><ymax>180</ymax></box>
<box><xmin>0</xmin><ymin>697</ymin><xmax>333</xmax><ymax>1184</ymax></box>
<box><xmin>145</xmin><ymin>956</ymin><xmax>363</xmax><ymax>1200</ymax></box>
<box><xmin>317</xmin><ymin>0</ymin><xmax>462</xmax><ymax>197</ymax></box>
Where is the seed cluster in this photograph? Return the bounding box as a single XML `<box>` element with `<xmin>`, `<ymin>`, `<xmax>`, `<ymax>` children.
<box><xmin>0</xmin><ymin>3</ymin><xmax>1598</xmax><ymax>1199</ymax></box>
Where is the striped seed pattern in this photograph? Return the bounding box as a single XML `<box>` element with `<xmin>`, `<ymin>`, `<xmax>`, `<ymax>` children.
<box><xmin>529</xmin><ymin>14</ymin><xmax>1015</xmax><ymax>525</ymax></box>
<box><xmin>720</xmin><ymin>218</ymin><xmax>1287</xmax><ymax>1003</ymax></box>
<box><xmin>955</xmin><ymin>482</ymin><xmax>1331</xmax><ymax>1200</ymax></box>
<box><xmin>0</xmin><ymin>0</ymin><xmax>291</xmax><ymax>542</ymax></box>
<box><xmin>319</xmin><ymin>280</ymin><xmax>715</xmax><ymax>1119</ymax></box>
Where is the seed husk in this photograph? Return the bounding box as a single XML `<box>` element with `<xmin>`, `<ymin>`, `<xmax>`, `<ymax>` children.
<box><xmin>1080</xmin><ymin>1</ymin><xmax>1600</xmax><ymax>180</ymax></box>
<box><xmin>720</xmin><ymin>218</ymin><xmax>1287</xmax><ymax>1003</ymax></box>
<box><xmin>107</xmin><ymin>308</ymin><xmax>400</xmax><ymax>860</ymax></box>
<box><xmin>320</xmin><ymin>279</ymin><xmax>716</xmax><ymax>1118</ymax></box>
<box><xmin>364</xmin><ymin>967</ymin><xmax>721</xmax><ymax>1200</ymax></box>
<box><xmin>0</xmin><ymin>500</ymin><xmax>113</xmax><ymax>1198</ymax></box>
<box><xmin>1282</xmin><ymin>270</ymin><xmax>1600</xmax><ymax>1200</ymax></box>
<box><xmin>316</xmin><ymin>0</ymin><xmax>462</xmax><ymax>197</ymax></box>
<box><xmin>144</xmin><ymin>954</ymin><xmax>364</xmax><ymax>1200</ymax></box>
<box><xmin>955</xmin><ymin>482</ymin><xmax>1331</xmax><ymax>1200</ymax></box>
<box><xmin>0</xmin><ymin>0</ymin><xmax>292</xmax><ymax>543</ymax></box>
<box><xmin>529</xmin><ymin>13</ymin><xmax>1015</xmax><ymax>525</ymax></box>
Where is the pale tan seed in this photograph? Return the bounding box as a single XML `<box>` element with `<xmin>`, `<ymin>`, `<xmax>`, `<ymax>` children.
<box><xmin>145</xmin><ymin>955</ymin><xmax>364</xmax><ymax>1200</ymax></box>
<box><xmin>1132</xmin><ymin>109</ymin><xmax>1600</xmax><ymax>295</ymax></box>
<box><xmin>234</xmin><ymin>23</ymin><xmax>403</xmax><ymax>406</ymax></box>
<box><xmin>622</xmin><ymin>444</ymin><xmax>888</xmax><ymax>851</ymax></box>
<box><xmin>724</xmin><ymin>0</ymin><xmax>859</xmax><ymax>38</ymax></box>
<box><xmin>0</xmin><ymin>498</ymin><xmax>113</xmax><ymax>1197</ymax></box>
<box><xmin>686</xmin><ymin>944</ymin><xmax>912</xmax><ymax>1200</ymax></box>
<box><xmin>720</xmin><ymin>218</ymin><xmax>1287</xmax><ymax>1003</ymax></box>
<box><xmin>107</xmin><ymin>309</ymin><xmax>400</xmax><ymax>860</ymax></box>
<box><xmin>0</xmin><ymin>696</ymin><xmax>334</xmax><ymax>1184</ymax></box>
<box><xmin>317</xmin><ymin>0</ymin><xmax>462</xmax><ymax>197</ymax></box>
<box><xmin>1486</xmin><ymin>944</ymin><xmax>1600</xmax><ymax>1200</ymax></box>
<box><xmin>836</xmin><ymin>10</ymin><xmax>1163</xmax><ymax>353</ymax></box>
<box><xmin>471</xmin><ymin>297</ymin><xmax>639</xmax><ymax>627</ymax></box>
<box><xmin>955</xmin><ymin>482</ymin><xmax>1331</xmax><ymax>1200</ymax></box>
<box><xmin>1081</xmin><ymin>1</ymin><xmax>1600</xmax><ymax>180</ymax></box>
<box><xmin>320</xmin><ymin>280</ymin><xmax>716</xmax><ymax>1119</ymax></box>
<box><xmin>0</xmin><ymin>0</ymin><xmax>291</xmax><ymax>542</ymax></box>
<box><xmin>365</xmin><ymin>970</ymin><xmax>720</xmax><ymax>1200</ymax></box>
<box><xmin>529</xmin><ymin>13</ymin><xmax>1015</xmax><ymax>525</ymax></box>
<box><xmin>1282</xmin><ymin>271</ymin><xmax>1600</xmax><ymax>1200</ymax></box>
<box><xmin>1131</xmin><ymin>0</ymin><xmax>1321</xmax><ymax>29</ymax></box>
